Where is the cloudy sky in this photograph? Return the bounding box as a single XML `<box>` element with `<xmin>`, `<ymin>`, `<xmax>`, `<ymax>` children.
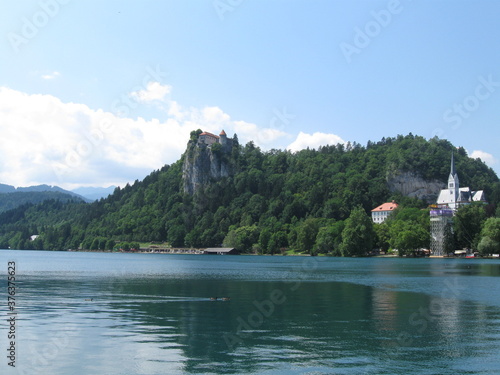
<box><xmin>1</xmin><ymin>0</ymin><xmax>499</xmax><ymax>189</ymax></box>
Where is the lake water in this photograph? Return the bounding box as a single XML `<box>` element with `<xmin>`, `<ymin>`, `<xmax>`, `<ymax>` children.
<box><xmin>1</xmin><ymin>250</ymin><xmax>500</xmax><ymax>374</ymax></box>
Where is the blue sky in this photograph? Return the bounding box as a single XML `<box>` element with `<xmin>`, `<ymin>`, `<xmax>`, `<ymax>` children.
<box><xmin>1</xmin><ymin>0</ymin><xmax>499</xmax><ymax>189</ymax></box>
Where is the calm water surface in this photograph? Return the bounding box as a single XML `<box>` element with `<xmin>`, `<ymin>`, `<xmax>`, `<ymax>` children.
<box><xmin>1</xmin><ymin>250</ymin><xmax>499</xmax><ymax>374</ymax></box>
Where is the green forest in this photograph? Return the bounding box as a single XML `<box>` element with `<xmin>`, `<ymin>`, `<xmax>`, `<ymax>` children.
<box><xmin>0</xmin><ymin>191</ymin><xmax>84</xmax><ymax>213</ymax></box>
<box><xmin>1</xmin><ymin>133</ymin><xmax>500</xmax><ymax>256</ymax></box>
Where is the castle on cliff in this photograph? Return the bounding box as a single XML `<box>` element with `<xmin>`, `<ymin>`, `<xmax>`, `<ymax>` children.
<box><xmin>182</xmin><ymin>130</ymin><xmax>235</xmax><ymax>195</ymax></box>
<box><xmin>198</xmin><ymin>130</ymin><xmax>233</xmax><ymax>150</ymax></box>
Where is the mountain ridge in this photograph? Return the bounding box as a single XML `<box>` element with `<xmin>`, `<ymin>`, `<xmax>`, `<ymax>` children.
<box><xmin>0</xmin><ymin>183</ymin><xmax>117</xmax><ymax>202</ymax></box>
<box><xmin>0</xmin><ymin>191</ymin><xmax>85</xmax><ymax>214</ymax></box>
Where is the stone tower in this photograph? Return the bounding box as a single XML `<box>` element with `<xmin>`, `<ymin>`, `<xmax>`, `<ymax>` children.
<box><xmin>219</xmin><ymin>129</ymin><xmax>227</xmax><ymax>146</ymax></box>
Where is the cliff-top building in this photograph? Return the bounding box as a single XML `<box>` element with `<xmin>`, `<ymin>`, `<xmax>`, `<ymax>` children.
<box><xmin>198</xmin><ymin>131</ymin><xmax>220</xmax><ymax>146</ymax></box>
<box><xmin>198</xmin><ymin>130</ymin><xmax>233</xmax><ymax>149</ymax></box>
<box><xmin>182</xmin><ymin>130</ymin><xmax>235</xmax><ymax>195</ymax></box>
<box><xmin>430</xmin><ymin>152</ymin><xmax>486</xmax><ymax>256</ymax></box>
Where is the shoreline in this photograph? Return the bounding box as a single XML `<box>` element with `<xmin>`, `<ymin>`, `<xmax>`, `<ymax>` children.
<box><xmin>3</xmin><ymin>248</ymin><xmax>498</xmax><ymax>259</ymax></box>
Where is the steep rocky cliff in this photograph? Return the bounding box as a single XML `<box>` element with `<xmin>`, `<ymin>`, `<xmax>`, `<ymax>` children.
<box><xmin>386</xmin><ymin>171</ymin><xmax>444</xmax><ymax>203</ymax></box>
<box><xmin>182</xmin><ymin>137</ymin><xmax>233</xmax><ymax>195</ymax></box>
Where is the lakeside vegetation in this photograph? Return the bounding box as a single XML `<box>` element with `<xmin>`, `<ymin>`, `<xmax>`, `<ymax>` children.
<box><xmin>1</xmin><ymin>134</ymin><xmax>500</xmax><ymax>256</ymax></box>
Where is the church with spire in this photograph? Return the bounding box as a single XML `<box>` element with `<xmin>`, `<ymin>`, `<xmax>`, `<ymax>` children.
<box><xmin>435</xmin><ymin>152</ymin><xmax>486</xmax><ymax>210</ymax></box>
<box><xmin>430</xmin><ymin>152</ymin><xmax>487</xmax><ymax>256</ymax></box>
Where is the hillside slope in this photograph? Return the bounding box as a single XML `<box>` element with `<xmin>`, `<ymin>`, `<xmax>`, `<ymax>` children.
<box><xmin>0</xmin><ymin>184</ymin><xmax>89</xmax><ymax>213</ymax></box>
<box><xmin>0</xmin><ymin>191</ymin><xmax>85</xmax><ymax>214</ymax></box>
<box><xmin>0</xmin><ymin>133</ymin><xmax>498</xmax><ymax>251</ymax></box>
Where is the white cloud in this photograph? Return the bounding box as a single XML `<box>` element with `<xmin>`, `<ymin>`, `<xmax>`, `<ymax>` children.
<box><xmin>470</xmin><ymin>150</ymin><xmax>498</xmax><ymax>167</ymax></box>
<box><xmin>41</xmin><ymin>71</ymin><xmax>60</xmax><ymax>80</ymax></box>
<box><xmin>203</xmin><ymin>106</ymin><xmax>231</xmax><ymax>124</ymax></box>
<box><xmin>0</xmin><ymin>87</ymin><xmax>190</xmax><ymax>188</ymax></box>
<box><xmin>231</xmin><ymin>120</ymin><xmax>289</xmax><ymax>146</ymax></box>
<box><xmin>287</xmin><ymin>131</ymin><xmax>345</xmax><ymax>152</ymax></box>
<box><xmin>129</xmin><ymin>81</ymin><xmax>171</xmax><ymax>102</ymax></box>
<box><xmin>0</xmin><ymin>85</ymin><xmax>291</xmax><ymax>189</ymax></box>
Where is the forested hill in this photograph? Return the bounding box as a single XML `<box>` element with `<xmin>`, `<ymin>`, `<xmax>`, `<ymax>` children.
<box><xmin>0</xmin><ymin>183</ymin><xmax>89</xmax><ymax>214</ymax></box>
<box><xmin>0</xmin><ymin>133</ymin><xmax>499</xmax><ymax>252</ymax></box>
<box><xmin>0</xmin><ymin>191</ymin><xmax>85</xmax><ymax>214</ymax></box>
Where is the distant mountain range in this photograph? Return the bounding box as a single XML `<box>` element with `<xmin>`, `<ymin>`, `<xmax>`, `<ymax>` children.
<box><xmin>71</xmin><ymin>186</ymin><xmax>116</xmax><ymax>201</ymax></box>
<box><xmin>0</xmin><ymin>184</ymin><xmax>116</xmax><ymax>213</ymax></box>
<box><xmin>0</xmin><ymin>183</ymin><xmax>116</xmax><ymax>200</ymax></box>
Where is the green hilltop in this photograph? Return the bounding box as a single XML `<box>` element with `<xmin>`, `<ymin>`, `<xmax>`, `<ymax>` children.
<box><xmin>0</xmin><ymin>133</ymin><xmax>499</xmax><ymax>255</ymax></box>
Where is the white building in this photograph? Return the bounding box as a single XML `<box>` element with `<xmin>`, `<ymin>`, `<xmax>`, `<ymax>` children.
<box><xmin>436</xmin><ymin>153</ymin><xmax>486</xmax><ymax>210</ymax></box>
<box><xmin>198</xmin><ymin>131</ymin><xmax>219</xmax><ymax>146</ymax></box>
<box><xmin>198</xmin><ymin>130</ymin><xmax>232</xmax><ymax>149</ymax></box>
<box><xmin>371</xmin><ymin>201</ymin><xmax>399</xmax><ymax>223</ymax></box>
<box><xmin>431</xmin><ymin>152</ymin><xmax>487</xmax><ymax>256</ymax></box>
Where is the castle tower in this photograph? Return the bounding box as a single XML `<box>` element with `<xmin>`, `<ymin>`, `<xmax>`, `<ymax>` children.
<box><xmin>219</xmin><ymin>130</ymin><xmax>227</xmax><ymax>146</ymax></box>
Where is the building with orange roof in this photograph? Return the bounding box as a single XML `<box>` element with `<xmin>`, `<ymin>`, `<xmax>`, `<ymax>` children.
<box><xmin>371</xmin><ymin>201</ymin><xmax>398</xmax><ymax>223</ymax></box>
<box><xmin>198</xmin><ymin>129</ymin><xmax>232</xmax><ymax>147</ymax></box>
<box><xmin>198</xmin><ymin>131</ymin><xmax>219</xmax><ymax>145</ymax></box>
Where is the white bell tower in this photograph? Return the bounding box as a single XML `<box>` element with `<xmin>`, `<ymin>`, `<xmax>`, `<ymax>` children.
<box><xmin>447</xmin><ymin>152</ymin><xmax>460</xmax><ymax>209</ymax></box>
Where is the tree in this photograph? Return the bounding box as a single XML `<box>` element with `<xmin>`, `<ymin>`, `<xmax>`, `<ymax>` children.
<box><xmin>339</xmin><ymin>206</ymin><xmax>374</xmax><ymax>256</ymax></box>
<box><xmin>296</xmin><ymin>218</ymin><xmax>321</xmax><ymax>254</ymax></box>
<box><xmin>118</xmin><ymin>242</ymin><xmax>130</xmax><ymax>251</ymax></box>
<box><xmin>258</xmin><ymin>228</ymin><xmax>272</xmax><ymax>254</ymax></box>
<box><xmin>478</xmin><ymin>217</ymin><xmax>500</xmax><ymax>255</ymax></box>
<box><xmin>373</xmin><ymin>222</ymin><xmax>390</xmax><ymax>252</ymax></box>
<box><xmin>211</xmin><ymin>142</ymin><xmax>222</xmax><ymax>156</ymax></box>
<box><xmin>167</xmin><ymin>224</ymin><xmax>186</xmax><ymax>247</ymax></box>
<box><xmin>267</xmin><ymin>231</ymin><xmax>288</xmax><ymax>255</ymax></box>
<box><xmin>477</xmin><ymin>237</ymin><xmax>499</xmax><ymax>255</ymax></box>
<box><xmin>453</xmin><ymin>204</ymin><xmax>487</xmax><ymax>250</ymax></box>
<box><xmin>314</xmin><ymin>221</ymin><xmax>344</xmax><ymax>255</ymax></box>
<box><xmin>105</xmin><ymin>239</ymin><xmax>115</xmax><ymax>250</ymax></box>
<box><xmin>443</xmin><ymin>222</ymin><xmax>455</xmax><ymax>254</ymax></box>
<box><xmin>90</xmin><ymin>238</ymin><xmax>100</xmax><ymax>250</ymax></box>
<box><xmin>386</xmin><ymin>206</ymin><xmax>430</xmax><ymax>255</ymax></box>
<box><xmin>190</xmin><ymin>129</ymin><xmax>202</xmax><ymax>141</ymax></box>
<box><xmin>223</xmin><ymin>225</ymin><xmax>259</xmax><ymax>253</ymax></box>
<box><xmin>389</xmin><ymin>220</ymin><xmax>428</xmax><ymax>256</ymax></box>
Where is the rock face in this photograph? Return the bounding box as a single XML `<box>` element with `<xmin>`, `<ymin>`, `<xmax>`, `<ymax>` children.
<box><xmin>386</xmin><ymin>171</ymin><xmax>444</xmax><ymax>203</ymax></box>
<box><xmin>182</xmin><ymin>136</ymin><xmax>233</xmax><ymax>195</ymax></box>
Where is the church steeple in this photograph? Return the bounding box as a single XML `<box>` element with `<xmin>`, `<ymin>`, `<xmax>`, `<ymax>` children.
<box><xmin>448</xmin><ymin>151</ymin><xmax>460</xmax><ymax>208</ymax></box>
<box><xmin>450</xmin><ymin>151</ymin><xmax>456</xmax><ymax>177</ymax></box>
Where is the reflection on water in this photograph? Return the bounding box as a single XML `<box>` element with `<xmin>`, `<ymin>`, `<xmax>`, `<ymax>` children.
<box><xmin>0</xmin><ymin>250</ymin><xmax>499</xmax><ymax>374</ymax></box>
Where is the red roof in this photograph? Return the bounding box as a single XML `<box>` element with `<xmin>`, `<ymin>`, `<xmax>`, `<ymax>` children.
<box><xmin>200</xmin><ymin>132</ymin><xmax>219</xmax><ymax>138</ymax></box>
<box><xmin>371</xmin><ymin>201</ymin><xmax>398</xmax><ymax>212</ymax></box>
<box><xmin>219</xmin><ymin>129</ymin><xmax>227</xmax><ymax>136</ymax></box>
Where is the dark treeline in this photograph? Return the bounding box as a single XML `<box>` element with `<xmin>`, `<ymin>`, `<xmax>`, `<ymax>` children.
<box><xmin>1</xmin><ymin>134</ymin><xmax>500</xmax><ymax>255</ymax></box>
<box><xmin>0</xmin><ymin>191</ymin><xmax>84</xmax><ymax>213</ymax></box>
